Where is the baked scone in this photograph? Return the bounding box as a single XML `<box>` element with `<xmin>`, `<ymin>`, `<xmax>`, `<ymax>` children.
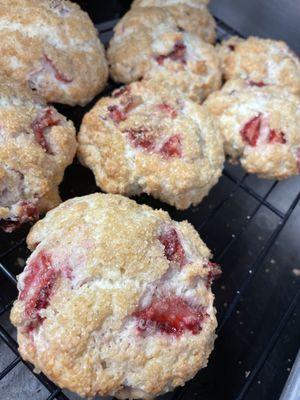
<box><xmin>78</xmin><ymin>80</ymin><xmax>224</xmax><ymax>209</ymax></box>
<box><xmin>131</xmin><ymin>0</ymin><xmax>216</xmax><ymax>44</ymax></box>
<box><xmin>0</xmin><ymin>76</ymin><xmax>76</xmax><ymax>232</ymax></box>
<box><xmin>0</xmin><ymin>0</ymin><xmax>108</xmax><ymax>105</ymax></box>
<box><xmin>11</xmin><ymin>193</ymin><xmax>220</xmax><ymax>399</ymax></box>
<box><xmin>132</xmin><ymin>0</ymin><xmax>210</xmax><ymax>7</ymax></box>
<box><xmin>218</xmin><ymin>36</ymin><xmax>300</xmax><ymax>95</ymax></box>
<box><xmin>204</xmin><ymin>79</ymin><xmax>300</xmax><ymax>179</ymax></box>
<box><xmin>107</xmin><ymin>8</ymin><xmax>221</xmax><ymax>102</ymax></box>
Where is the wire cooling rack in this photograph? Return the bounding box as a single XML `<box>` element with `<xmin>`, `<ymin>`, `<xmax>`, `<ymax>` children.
<box><xmin>0</xmin><ymin>16</ymin><xmax>299</xmax><ymax>400</ymax></box>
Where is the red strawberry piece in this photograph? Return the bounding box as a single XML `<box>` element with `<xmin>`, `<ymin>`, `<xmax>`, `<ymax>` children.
<box><xmin>170</xmin><ymin>41</ymin><xmax>187</xmax><ymax>63</ymax></box>
<box><xmin>158</xmin><ymin>227</ymin><xmax>186</xmax><ymax>266</ymax></box>
<box><xmin>20</xmin><ymin>251</ymin><xmax>72</xmax><ymax>331</ymax></box>
<box><xmin>19</xmin><ymin>201</ymin><xmax>39</xmax><ymax>222</ymax></box>
<box><xmin>107</xmin><ymin>105</ymin><xmax>127</xmax><ymax>123</ymax></box>
<box><xmin>20</xmin><ymin>252</ymin><xmax>58</xmax><ymax>323</ymax></box>
<box><xmin>267</xmin><ymin>129</ymin><xmax>286</xmax><ymax>144</ymax></box>
<box><xmin>43</xmin><ymin>55</ymin><xmax>73</xmax><ymax>83</ymax></box>
<box><xmin>155</xmin><ymin>41</ymin><xmax>187</xmax><ymax>65</ymax></box>
<box><xmin>240</xmin><ymin>114</ymin><xmax>262</xmax><ymax>146</ymax></box>
<box><xmin>157</xmin><ymin>103</ymin><xmax>177</xmax><ymax>119</ymax></box>
<box><xmin>160</xmin><ymin>135</ymin><xmax>182</xmax><ymax>158</ymax></box>
<box><xmin>31</xmin><ymin>108</ymin><xmax>60</xmax><ymax>153</ymax></box>
<box><xmin>248</xmin><ymin>81</ymin><xmax>266</xmax><ymax>87</ymax></box>
<box><xmin>133</xmin><ymin>296</ymin><xmax>207</xmax><ymax>335</ymax></box>
<box><xmin>296</xmin><ymin>148</ymin><xmax>300</xmax><ymax>172</ymax></box>
<box><xmin>112</xmin><ymin>86</ymin><xmax>130</xmax><ymax>98</ymax></box>
<box><xmin>204</xmin><ymin>261</ymin><xmax>222</xmax><ymax>287</ymax></box>
<box><xmin>156</xmin><ymin>55</ymin><xmax>166</xmax><ymax>65</ymax></box>
<box><xmin>126</xmin><ymin>127</ymin><xmax>155</xmax><ymax>151</ymax></box>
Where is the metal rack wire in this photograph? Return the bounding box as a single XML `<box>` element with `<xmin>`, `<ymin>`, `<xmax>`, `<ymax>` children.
<box><xmin>0</xmin><ymin>16</ymin><xmax>299</xmax><ymax>400</ymax></box>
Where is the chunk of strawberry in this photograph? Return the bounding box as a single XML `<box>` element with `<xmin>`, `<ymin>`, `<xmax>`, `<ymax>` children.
<box><xmin>43</xmin><ymin>55</ymin><xmax>72</xmax><ymax>83</ymax></box>
<box><xmin>155</xmin><ymin>41</ymin><xmax>187</xmax><ymax>65</ymax></box>
<box><xmin>31</xmin><ymin>108</ymin><xmax>60</xmax><ymax>153</ymax></box>
<box><xmin>20</xmin><ymin>251</ymin><xmax>72</xmax><ymax>332</ymax></box>
<box><xmin>296</xmin><ymin>148</ymin><xmax>300</xmax><ymax>172</ymax></box>
<box><xmin>20</xmin><ymin>252</ymin><xmax>58</xmax><ymax>323</ymax></box>
<box><xmin>160</xmin><ymin>135</ymin><xmax>182</xmax><ymax>158</ymax></box>
<box><xmin>112</xmin><ymin>86</ymin><xmax>130</xmax><ymax>98</ymax></box>
<box><xmin>240</xmin><ymin>114</ymin><xmax>262</xmax><ymax>146</ymax></box>
<box><xmin>157</xmin><ymin>103</ymin><xmax>177</xmax><ymax>119</ymax></box>
<box><xmin>204</xmin><ymin>261</ymin><xmax>222</xmax><ymax>287</ymax></box>
<box><xmin>268</xmin><ymin>129</ymin><xmax>286</xmax><ymax>144</ymax></box>
<box><xmin>248</xmin><ymin>81</ymin><xmax>266</xmax><ymax>87</ymax></box>
<box><xmin>158</xmin><ymin>227</ymin><xmax>186</xmax><ymax>266</ymax></box>
<box><xmin>133</xmin><ymin>296</ymin><xmax>207</xmax><ymax>335</ymax></box>
<box><xmin>125</xmin><ymin>127</ymin><xmax>155</xmax><ymax>151</ymax></box>
<box><xmin>108</xmin><ymin>105</ymin><xmax>127</xmax><ymax>123</ymax></box>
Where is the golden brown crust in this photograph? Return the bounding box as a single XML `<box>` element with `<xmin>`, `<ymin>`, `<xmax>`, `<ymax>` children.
<box><xmin>0</xmin><ymin>0</ymin><xmax>108</xmax><ymax>105</ymax></box>
<box><xmin>78</xmin><ymin>80</ymin><xmax>224</xmax><ymax>209</ymax></box>
<box><xmin>0</xmin><ymin>75</ymin><xmax>77</xmax><ymax>227</ymax></box>
<box><xmin>131</xmin><ymin>0</ymin><xmax>216</xmax><ymax>44</ymax></box>
<box><xmin>204</xmin><ymin>79</ymin><xmax>300</xmax><ymax>179</ymax></box>
<box><xmin>11</xmin><ymin>193</ymin><xmax>218</xmax><ymax>399</ymax></box>
<box><xmin>107</xmin><ymin>8</ymin><xmax>221</xmax><ymax>102</ymax></box>
<box><xmin>218</xmin><ymin>36</ymin><xmax>300</xmax><ymax>95</ymax></box>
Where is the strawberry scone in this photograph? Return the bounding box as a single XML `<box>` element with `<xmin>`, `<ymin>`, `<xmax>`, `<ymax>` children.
<box><xmin>218</xmin><ymin>36</ymin><xmax>300</xmax><ymax>95</ymax></box>
<box><xmin>0</xmin><ymin>76</ymin><xmax>76</xmax><ymax>232</ymax></box>
<box><xmin>0</xmin><ymin>0</ymin><xmax>108</xmax><ymax>105</ymax></box>
<box><xmin>107</xmin><ymin>7</ymin><xmax>221</xmax><ymax>102</ymax></box>
<box><xmin>131</xmin><ymin>0</ymin><xmax>216</xmax><ymax>44</ymax></box>
<box><xmin>11</xmin><ymin>193</ymin><xmax>220</xmax><ymax>399</ymax></box>
<box><xmin>204</xmin><ymin>79</ymin><xmax>300</xmax><ymax>179</ymax></box>
<box><xmin>78</xmin><ymin>80</ymin><xmax>224</xmax><ymax>209</ymax></box>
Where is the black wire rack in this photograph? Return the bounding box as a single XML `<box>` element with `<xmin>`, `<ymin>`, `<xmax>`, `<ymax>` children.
<box><xmin>0</xmin><ymin>16</ymin><xmax>299</xmax><ymax>400</ymax></box>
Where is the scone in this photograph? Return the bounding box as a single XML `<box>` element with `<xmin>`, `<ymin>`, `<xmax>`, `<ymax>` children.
<box><xmin>204</xmin><ymin>79</ymin><xmax>300</xmax><ymax>179</ymax></box>
<box><xmin>218</xmin><ymin>36</ymin><xmax>300</xmax><ymax>95</ymax></box>
<box><xmin>0</xmin><ymin>0</ymin><xmax>108</xmax><ymax>105</ymax></box>
<box><xmin>11</xmin><ymin>193</ymin><xmax>220</xmax><ymax>399</ymax></box>
<box><xmin>78</xmin><ymin>80</ymin><xmax>225</xmax><ymax>209</ymax></box>
<box><xmin>107</xmin><ymin>8</ymin><xmax>221</xmax><ymax>102</ymax></box>
<box><xmin>131</xmin><ymin>0</ymin><xmax>216</xmax><ymax>44</ymax></box>
<box><xmin>0</xmin><ymin>76</ymin><xmax>76</xmax><ymax>232</ymax></box>
<box><xmin>132</xmin><ymin>0</ymin><xmax>210</xmax><ymax>7</ymax></box>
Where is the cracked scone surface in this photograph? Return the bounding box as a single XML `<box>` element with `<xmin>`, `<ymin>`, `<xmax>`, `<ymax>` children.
<box><xmin>204</xmin><ymin>79</ymin><xmax>300</xmax><ymax>179</ymax></box>
<box><xmin>0</xmin><ymin>76</ymin><xmax>76</xmax><ymax>232</ymax></box>
<box><xmin>107</xmin><ymin>8</ymin><xmax>221</xmax><ymax>102</ymax></box>
<box><xmin>10</xmin><ymin>193</ymin><xmax>219</xmax><ymax>399</ymax></box>
<box><xmin>0</xmin><ymin>0</ymin><xmax>108</xmax><ymax>105</ymax></box>
<box><xmin>218</xmin><ymin>36</ymin><xmax>300</xmax><ymax>95</ymax></box>
<box><xmin>131</xmin><ymin>0</ymin><xmax>216</xmax><ymax>44</ymax></box>
<box><xmin>78</xmin><ymin>80</ymin><xmax>224</xmax><ymax>209</ymax></box>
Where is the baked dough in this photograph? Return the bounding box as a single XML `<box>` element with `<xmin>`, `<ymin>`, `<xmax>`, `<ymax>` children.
<box><xmin>107</xmin><ymin>7</ymin><xmax>221</xmax><ymax>102</ymax></box>
<box><xmin>78</xmin><ymin>80</ymin><xmax>224</xmax><ymax>209</ymax></box>
<box><xmin>218</xmin><ymin>36</ymin><xmax>300</xmax><ymax>95</ymax></box>
<box><xmin>131</xmin><ymin>0</ymin><xmax>216</xmax><ymax>44</ymax></box>
<box><xmin>11</xmin><ymin>193</ymin><xmax>220</xmax><ymax>399</ymax></box>
<box><xmin>0</xmin><ymin>0</ymin><xmax>108</xmax><ymax>105</ymax></box>
<box><xmin>0</xmin><ymin>76</ymin><xmax>76</xmax><ymax>232</ymax></box>
<box><xmin>204</xmin><ymin>79</ymin><xmax>300</xmax><ymax>179</ymax></box>
<box><xmin>132</xmin><ymin>0</ymin><xmax>210</xmax><ymax>7</ymax></box>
